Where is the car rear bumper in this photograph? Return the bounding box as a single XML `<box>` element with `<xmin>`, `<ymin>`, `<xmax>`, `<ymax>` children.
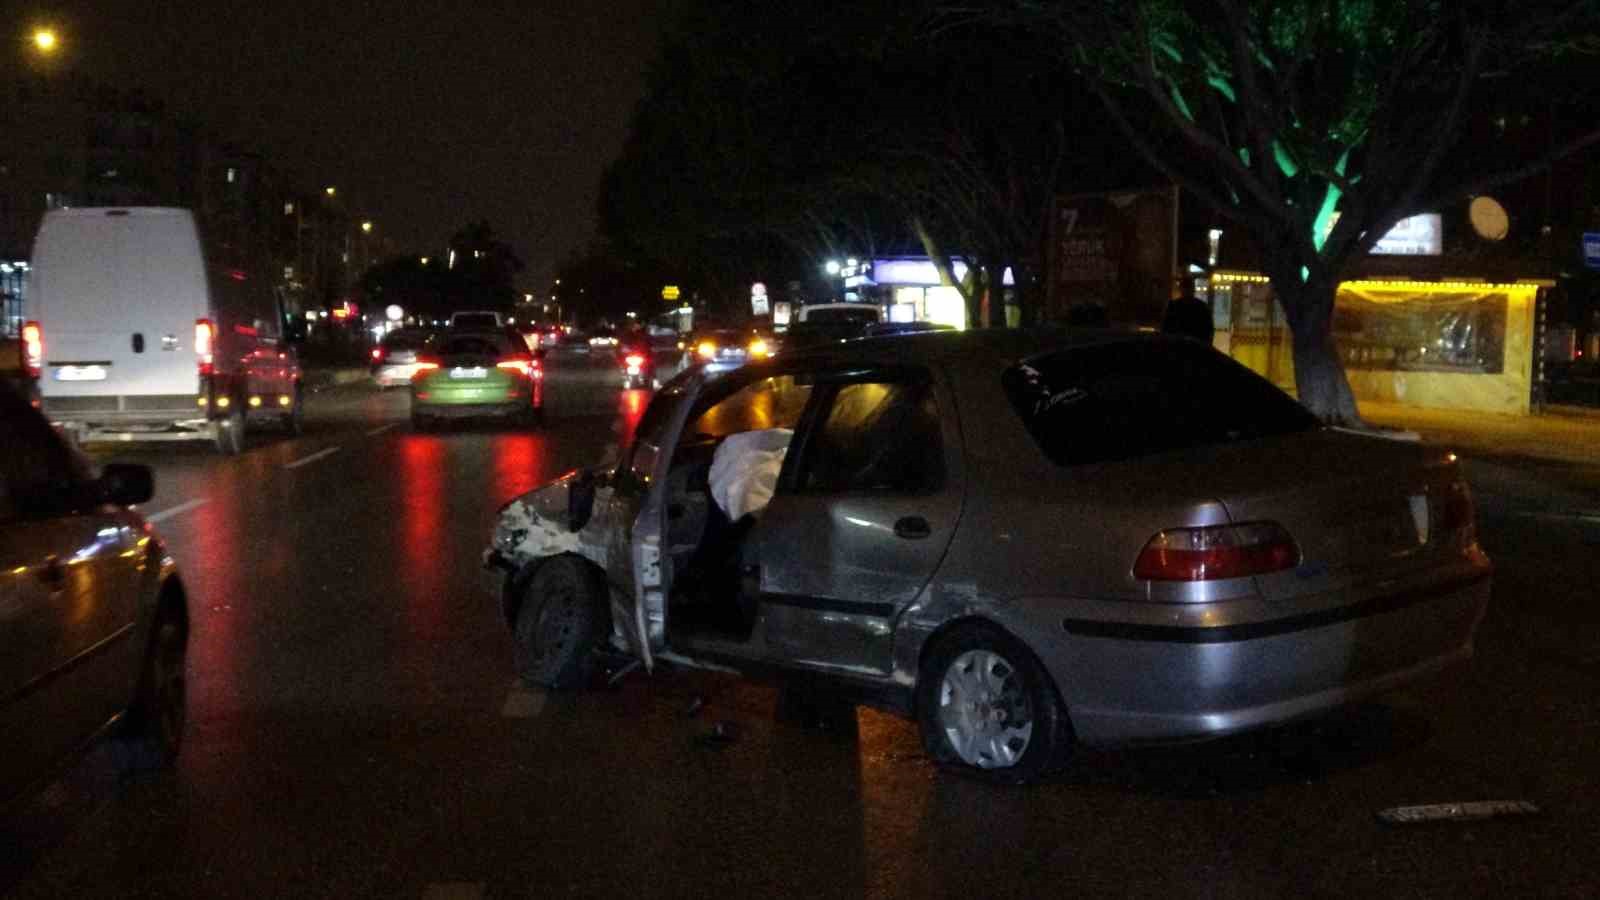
<box><xmin>414</xmin><ymin>401</ymin><xmax>531</xmax><ymax>419</ymax></box>
<box><xmin>1052</xmin><ymin>571</ymin><xmax>1491</xmax><ymax>745</ymax></box>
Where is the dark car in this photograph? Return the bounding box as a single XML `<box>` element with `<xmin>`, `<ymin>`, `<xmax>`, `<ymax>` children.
<box><xmin>2</xmin><ymin>388</ymin><xmax>189</xmax><ymax>801</ymax></box>
<box><xmin>486</xmin><ymin>329</ymin><xmax>1490</xmax><ymax>783</ymax></box>
<box><xmin>778</xmin><ymin>319</ymin><xmax>872</xmax><ymax>352</ymax></box>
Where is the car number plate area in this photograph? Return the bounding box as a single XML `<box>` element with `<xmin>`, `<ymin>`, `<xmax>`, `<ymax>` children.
<box><xmin>449</xmin><ymin>366</ymin><xmax>488</xmax><ymax>379</ymax></box>
<box><xmin>55</xmin><ymin>365</ymin><xmax>109</xmax><ymax>381</ymax></box>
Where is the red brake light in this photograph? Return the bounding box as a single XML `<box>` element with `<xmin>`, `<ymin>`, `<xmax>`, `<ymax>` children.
<box><xmin>412</xmin><ymin>357</ymin><xmax>440</xmax><ymax>376</ymax></box>
<box><xmin>195</xmin><ymin>319</ymin><xmax>215</xmax><ymax>376</ymax></box>
<box><xmin>21</xmin><ymin>320</ymin><xmax>43</xmax><ymax>379</ymax></box>
<box><xmin>1133</xmin><ymin>521</ymin><xmax>1300</xmax><ymax>582</ymax></box>
<box><xmin>371</xmin><ymin>347</ymin><xmax>383</xmax><ymax>361</ymax></box>
<box><xmin>497</xmin><ymin>359</ymin><xmax>533</xmax><ymax>377</ymax></box>
<box><xmin>624</xmin><ymin>354</ymin><xmax>645</xmax><ymax>367</ymax></box>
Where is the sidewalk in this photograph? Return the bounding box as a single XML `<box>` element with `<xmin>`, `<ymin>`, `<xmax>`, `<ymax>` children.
<box><xmin>1358</xmin><ymin>401</ymin><xmax>1600</xmax><ymax>466</ymax></box>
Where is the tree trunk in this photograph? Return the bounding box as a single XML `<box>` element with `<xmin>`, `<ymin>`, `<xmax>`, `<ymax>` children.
<box><xmin>1278</xmin><ymin>277</ymin><xmax>1363</xmax><ymax>425</ymax></box>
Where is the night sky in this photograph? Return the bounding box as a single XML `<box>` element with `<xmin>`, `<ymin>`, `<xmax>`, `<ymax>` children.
<box><xmin>37</xmin><ymin>0</ymin><xmax>665</xmax><ymax>289</ymax></box>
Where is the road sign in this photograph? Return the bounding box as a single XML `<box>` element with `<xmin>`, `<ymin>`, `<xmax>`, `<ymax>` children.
<box><xmin>662</xmin><ymin>285</ymin><xmax>681</xmax><ymax>301</ymax></box>
<box><xmin>1583</xmin><ymin>233</ymin><xmax>1600</xmax><ymax>270</ymax></box>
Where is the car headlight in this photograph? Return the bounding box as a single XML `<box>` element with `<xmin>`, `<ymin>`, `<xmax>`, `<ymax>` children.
<box><xmin>697</xmin><ymin>341</ymin><xmax>717</xmax><ymax>359</ymax></box>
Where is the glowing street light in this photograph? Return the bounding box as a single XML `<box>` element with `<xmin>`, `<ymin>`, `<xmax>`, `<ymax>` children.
<box><xmin>32</xmin><ymin>28</ymin><xmax>58</xmax><ymax>53</ymax></box>
<box><xmin>823</xmin><ymin>260</ymin><xmax>841</xmax><ymax>275</ymax></box>
<box><xmin>360</xmin><ymin>221</ymin><xmax>373</xmax><ymax>234</ymax></box>
<box><xmin>324</xmin><ymin>186</ymin><xmax>337</xmax><ymax>197</ymax></box>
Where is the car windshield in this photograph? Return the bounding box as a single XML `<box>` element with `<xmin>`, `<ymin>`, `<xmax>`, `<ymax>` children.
<box><xmin>451</xmin><ymin>313</ymin><xmax>499</xmax><ymax>330</ymax></box>
<box><xmin>1003</xmin><ymin>340</ymin><xmax>1319</xmax><ymax>467</ymax></box>
<box><xmin>804</xmin><ymin>306</ymin><xmax>877</xmax><ymax>324</ymax></box>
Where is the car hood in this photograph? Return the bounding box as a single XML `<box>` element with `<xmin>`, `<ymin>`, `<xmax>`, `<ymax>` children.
<box><xmin>486</xmin><ymin>463</ymin><xmax>617</xmax><ymax>572</ymax></box>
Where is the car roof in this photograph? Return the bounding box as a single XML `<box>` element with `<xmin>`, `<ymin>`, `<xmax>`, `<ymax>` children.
<box><xmin>769</xmin><ymin>327</ymin><xmax>1178</xmax><ymax>370</ymax></box>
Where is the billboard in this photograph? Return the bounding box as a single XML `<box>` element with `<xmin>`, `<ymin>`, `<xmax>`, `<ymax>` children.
<box><xmin>1049</xmin><ymin>187</ymin><xmax>1178</xmax><ymax>327</ymax></box>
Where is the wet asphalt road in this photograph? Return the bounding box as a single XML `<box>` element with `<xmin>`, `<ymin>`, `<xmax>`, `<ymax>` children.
<box><xmin>2</xmin><ymin>353</ymin><xmax>1597</xmax><ymax>899</ymax></box>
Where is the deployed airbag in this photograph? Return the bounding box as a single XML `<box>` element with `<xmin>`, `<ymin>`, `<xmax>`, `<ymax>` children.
<box><xmin>708</xmin><ymin>428</ymin><xmax>793</xmax><ymax>520</ymax></box>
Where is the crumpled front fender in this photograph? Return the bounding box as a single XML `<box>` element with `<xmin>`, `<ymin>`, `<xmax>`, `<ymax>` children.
<box><xmin>484</xmin><ymin>466</ymin><xmax>618</xmax><ymax>609</ymax></box>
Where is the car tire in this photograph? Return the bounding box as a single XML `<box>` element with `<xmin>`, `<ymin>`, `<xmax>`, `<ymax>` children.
<box><xmin>282</xmin><ymin>386</ymin><xmax>304</xmax><ymax>435</ymax></box>
<box><xmin>915</xmin><ymin>623</ymin><xmax>1072</xmax><ymax>785</ymax></box>
<box><xmin>115</xmin><ymin>605</ymin><xmax>187</xmax><ymax>773</ymax></box>
<box><xmin>514</xmin><ymin>556</ymin><xmax>609</xmax><ymax>690</ymax></box>
<box><xmin>213</xmin><ymin>404</ymin><xmax>246</xmax><ymax>455</ymax></box>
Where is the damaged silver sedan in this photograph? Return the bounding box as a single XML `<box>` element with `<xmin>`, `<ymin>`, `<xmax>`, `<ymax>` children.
<box><xmin>484</xmin><ymin>330</ymin><xmax>1491</xmax><ymax>783</ymax></box>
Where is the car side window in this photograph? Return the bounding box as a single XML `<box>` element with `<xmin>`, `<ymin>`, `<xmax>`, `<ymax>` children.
<box><xmin>799</xmin><ymin>380</ymin><xmax>943</xmax><ymax>494</ymax></box>
<box><xmin>685</xmin><ymin>375</ymin><xmax>813</xmax><ymax>441</ymax></box>
<box><xmin>0</xmin><ymin>399</ymin><xmax>91</xmax><ymax>520</ymax></box>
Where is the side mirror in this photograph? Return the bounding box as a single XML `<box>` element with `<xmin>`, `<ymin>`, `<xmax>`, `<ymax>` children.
<box><xmin>100</xmin><ymin>463</ymin><xmax>154</xmax><ymax>507</ymax></box>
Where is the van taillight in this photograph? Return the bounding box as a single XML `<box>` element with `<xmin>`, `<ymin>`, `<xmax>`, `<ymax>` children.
<box><xmin>1133</xmin><ymin>521</ymin><xmax>1300</xmax><ymax>582</ymax></box>
<box><xmin>22</xmin><ymin>321</ymin><xmax>43</xmax><ymax>379</ymax></box>
<box><xmin>195</xmin><ymin>319</ymin><xmax>215</xmax><ymax>376</ymax></box>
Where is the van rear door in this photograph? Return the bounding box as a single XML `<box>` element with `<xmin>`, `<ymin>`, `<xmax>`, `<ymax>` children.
<box><xmin>33</xmin><ymin>208</ymin><xmax>207</xmax><ymax>400</ymax></box>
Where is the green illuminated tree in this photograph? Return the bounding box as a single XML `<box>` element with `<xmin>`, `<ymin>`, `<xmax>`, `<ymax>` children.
<box><xmin>1005</xmin><ymin>0</ymin><xmax>1600</xmax><ymax>422</ymax></box>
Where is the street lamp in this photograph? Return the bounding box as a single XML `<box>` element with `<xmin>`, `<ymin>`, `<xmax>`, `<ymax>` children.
<box><xmin>324</xmin><ymin>186</ymin><xmax>337</xmax><ymax>198</ymax></box>
<box><xmin>824</xmin><ymin>260</ymin><xmax>841</xmax><ymax>275</ymax></box>
<box><xmin>32</xmin><ymin>28</ymin><xmax>58</xmax><ymax>53</ymax></box>
<box><xmin>360</xmin><ymin>220</ymin><xmax>373</xmax><ymax>234</ymax></box>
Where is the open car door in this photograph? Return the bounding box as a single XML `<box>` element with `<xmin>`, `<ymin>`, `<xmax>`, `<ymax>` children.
<box><xmin>603</xmin><ymin>371</ymin><xmax>706</xmax><ymax>670</ymax></box>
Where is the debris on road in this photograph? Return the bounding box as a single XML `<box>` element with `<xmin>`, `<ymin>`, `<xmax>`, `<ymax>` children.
<box><xmin>1377</xmin><ymin>800</ymin><xmax>1541</xmax><ymax>825</ymax></box>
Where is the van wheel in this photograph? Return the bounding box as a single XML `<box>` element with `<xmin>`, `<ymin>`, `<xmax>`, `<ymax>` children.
<box><xmin>514</xmin><ymin>557</ymin><xmax>608</xmax><ymax>690</ymax></box>
<box><xmin>115</xmin><ymin>606</ymin><xmax>187</xmax><ymax>773</ymax></box>
<box><xmin>916</xmin><ymin>624</ymin><xmax>1072</xmax><ymax>784</ymax></box>
<box><xmin>281</xmin><ymin>387</ymin><xmax>304</xmax><ymax>435</ymax></box>
<box><xmin>214</xmin><ymin>407</ymin><xmax>246</xmax><ymax>455</ymax></box>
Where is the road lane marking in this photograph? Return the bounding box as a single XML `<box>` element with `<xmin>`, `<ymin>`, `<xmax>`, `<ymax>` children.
<box><xmin>422</xmin><ymin>885</ymin><xmax>484</xmax><ymax>900</ymax></box>
<box><xmin>502</xmin><ymin>681</ymin><xmax>546</xmax><ymax>718</ymax></box>
<box><xmin>366</xmin><ymin>423</ymin><xmax>398</xmax><ymax>436</ymax></box>
<box><xmin>283</xmin><ymin>446</ymin><xmax>341</xmax><ymax>470</ymax></box>
<box><xmin>144</xmin><ymin>498</ymin><xmax>208</xmax><ymax>524</ymax></box>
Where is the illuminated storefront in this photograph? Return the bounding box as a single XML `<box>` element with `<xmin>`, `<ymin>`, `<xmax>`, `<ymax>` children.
<box><xmin>1211</xmin><ymin>271</ymin><xmax>1548</xmax><ymax>415</ymax></box>
<box><xmin>836</xmin><ymin>257</ymin><xmax>1014</xmax><ymax>330</ymax></box>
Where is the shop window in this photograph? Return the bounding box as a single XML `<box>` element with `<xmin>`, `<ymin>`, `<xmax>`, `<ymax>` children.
<box><xmin>1334</xmin><ymin>287</ymin><xmax>1507</xmax><ymax>374</ymax></box>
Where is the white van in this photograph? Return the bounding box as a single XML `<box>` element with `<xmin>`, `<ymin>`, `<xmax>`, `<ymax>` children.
<box><xmin>28</xmin><ymin>207</ymin><xmax>302</xmax><ymax>454</ymax></box>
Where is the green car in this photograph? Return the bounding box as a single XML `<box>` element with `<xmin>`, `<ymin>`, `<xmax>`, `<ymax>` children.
<box><xmin>410</xmin><ymin>331</ymin><xmax>545</xmax><ymax>430</ymax></box>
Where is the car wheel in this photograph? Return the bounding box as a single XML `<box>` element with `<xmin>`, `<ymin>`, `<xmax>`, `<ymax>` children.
<box><xmin>514</xmin><ymin>556</ymin><xmax>609</xmax><ymax>690</ymax></box>
<box><xmin>213</xmin><ymin>405</ymin><xmax>246</xmax><ymax>455</ymax></box>
<box><xmin>115</xmin><ymin>605</ymin><xmax>187</xmax><ymax>773</ymax></box>
<box><xmin>282</xmin><ymin>387</ymin><xmax>305</xmax><ymax>435</ymax></box>
<box><xmin>916</xmin><ymin>624</ymin><xmax>1072</xmax><ymax>784</ymax></box>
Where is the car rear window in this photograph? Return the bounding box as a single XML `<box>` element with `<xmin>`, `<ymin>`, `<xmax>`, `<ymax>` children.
<box><xmin>437</xmin><ymin>335</ymin><xmax>511</xmax><ymax>357</ymax></box>
<box><xmin>383</xmin><ymin>332</ymin><xmax>428</xmax><ymax>351</ymax></box>
<box><xmin>451</xmin><ymin>313</ymin><xmax>499</xmax><ymax>330</ymax></box>
<box><xmin>1002</xmin><ymin>341</ymin><xmax>1318</xmax><ymax>467</ymax></box>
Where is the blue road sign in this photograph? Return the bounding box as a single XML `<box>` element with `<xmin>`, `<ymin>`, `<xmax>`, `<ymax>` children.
<box><xmin>1584</xmin><ymin>232</ymin><xmax>1600</xmax><ymax>270</ymax></box>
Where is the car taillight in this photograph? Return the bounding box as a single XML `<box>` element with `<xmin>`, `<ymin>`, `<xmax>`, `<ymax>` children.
<box><xmin>371</xmin><ymin>347</ymin><xmax>383</xmax><ymax>362</ymax></box>
<box><xmin>1133</xmin><ymin>521</ymin><xmax>1300</xmax><ymax>582</ymax></box>
<box><xmin>497</xmin><ymin>359</ymin><xmax>533</xmax><ymax>377</ymax></box>
<box><xmin>21</xmin><ymin>320</ymin><xmax>43</xmax><ymax>379</ymax></box>
<box><xmin>624</xmin><ymin>354</ymin><xmax>645</xmax><ymax>367</ymax></box>
<box><xmin>412</xmin><ymin>359</ymin><xmax>440</xmax><ymax>377</ymax></box>
<box><xmin>749</xmin><ymin>338</ymin><xmax>769</xmax><ymax>357</ymax></box>
<box><xmin>195</xmin><ymin>318</ymin><xmax>215</xmax><ymax>376</ymax></box>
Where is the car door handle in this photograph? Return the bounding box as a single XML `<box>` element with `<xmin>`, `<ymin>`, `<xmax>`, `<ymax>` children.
<box><xmin>893</xmin><ymin>516</ymin><xmax>931</xmax><ymax>540</ymax></box>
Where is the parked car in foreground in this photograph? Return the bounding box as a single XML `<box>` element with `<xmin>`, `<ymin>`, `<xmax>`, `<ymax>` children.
<box><xmin>484</xmin><ymin>330</ymin><xmax>1490</xmax><ymax>782</ymax></box>
<box><xmin>410</xmin><ymin>331</ymin><xmax>544</xmax><ymax>430</ymax></box>
<box><xmin>1</xmin><ymin>388</ymin><xmax>189</xmax><ymax>802</ymax></box>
